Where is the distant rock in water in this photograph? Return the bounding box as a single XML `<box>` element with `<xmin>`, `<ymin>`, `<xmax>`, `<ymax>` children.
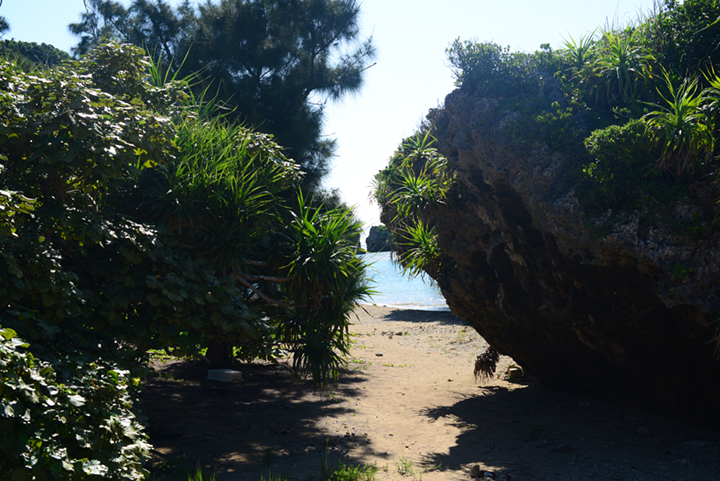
<box><xmin>383</xmin><ymin>86</ymin><xmax>720</xmax><ymax>430</ymax></box>
<box><xmin>365</xmin><ymin>225</ymin><xmax>394</xmax><ymax>252</ymax></box>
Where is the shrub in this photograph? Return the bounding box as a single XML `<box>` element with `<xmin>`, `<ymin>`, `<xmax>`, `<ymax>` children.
<box><xmin>561</xmin><ymin>31</ymin><xmax>597</xmax><ymax>76</ymax></box>
<box><xmin>590</xmin><ymin>29</ymin><xmax>655</xmax><ymax>107</ymax></box>
<box><xmin>372</xmin><ymin>132</ymin><xmax>453</xmax><ymax>219</ymax></box>
<box><xmin>644</xmin><ymin>0</ymin><xmax>720</xmax><ymax>76</ymax></box>
<box><xmin>1</xmin><ymin>41</ymin><xmax>371</xmax><ymax>480</ymax></box>
<box><xmin>372</xmin><ymin>131</ymin><xmax>454</xmax><ymax>279</ymax></box>
<box><xmin>644</xmin><ymin>74</ymin><xmax>714</xmax><ymax>178</ymax></box>
<box><xmin>580</xmin><ymin>119</ymin><xmax>662</xmax><ymax>210</ymax></box>
<box><xmin>585</xmin><ymin>118</ymin><xmax>654</xmax><ymax>165</ymax></box>
<box><xmin>446</xmin><ymin>39</ymin><xmax>559</xmax><ymax>97</ymax></box>
<box><xmin>0</xmin><ymin>326</ymin><xmax>149</xmax><ymax>481</ymax></box>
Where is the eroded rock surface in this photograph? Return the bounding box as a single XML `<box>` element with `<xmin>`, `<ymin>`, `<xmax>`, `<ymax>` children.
<box><xmin>366</xmin><ymin>225</ymin><xmax>394</xmax><ymax>252</ymax></box>
<box><xmin>425</xmin><ymin>87</ymin><xmax>720</xmax><ymax>429</ymax></box>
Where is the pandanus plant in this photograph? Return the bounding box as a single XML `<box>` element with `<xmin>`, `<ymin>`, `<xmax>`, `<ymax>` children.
<box><xmin>375</xmin><ymin>131</ymin><xmax>453</xmax><ymax>219</ymax></box>
<box><xmin>371</xmin><ymin>131</ymin><xmax>454</xmax><ymax>280</ymax></box>
<box><xmin>278</xmin><ymin>193</ymin><xmax>371</xmax><ymax>386</ymax></box>
<box><xmin>118</xmin><ymin>112</ymin><xmax>371</xmax><ymax>383</ymax></box>
<box><xmin>561</xmin><ymin>31</ymin><xmax>597</xmax><ymax>77</ymax></box>
<box><xmin>395</xmin><ymin>220</ymin><xmax>443</xmax><ymax>280</ymax></box>
<box><xmin>592</xmin><ymin>28</ymin><xmax>655</xmax><ymax>106</ymax></box>
<box><xmin>643</xmin><ymin>72</ymin><xmax>714</xmax><ymax>178</ymax></box>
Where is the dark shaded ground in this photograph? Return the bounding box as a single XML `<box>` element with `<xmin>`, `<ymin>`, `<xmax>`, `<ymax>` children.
<box><xmin>418</xmin><ymin>384</ymin><xmax>720</xmax><ymax>480</ymax></box>
<box><xmin>141</xmin><ymin>359</ymin><xmax>366</xmax><ymax>480</ymax></box>
<box><xmin>140</xmin><ymin>306</ymin><xmax>720</xmax><ymax>481</ymax></box>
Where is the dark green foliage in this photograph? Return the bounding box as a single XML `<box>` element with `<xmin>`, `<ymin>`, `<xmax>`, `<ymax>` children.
<box><xmin>438</xmin><ymin>1</ymin><xmax>720</xmax><ymax>212</ymax></box>
<box><xmin>373</xmin><ymin>132</ymin><xmax>454</xmax><ymax>218</ymax></box>
<box><xmin>510</xmin><ymin>100</ymin><xmax>588</xmax><ymax>159</ymax></box>
<box><xmin>0</xmin><ymin>44</ymin><xmax>178</xmax><ymax>203</ymax></box>
<box><xmin>0</xmin><ymin>45</ymin><xmax>180</xmax><ymax>479</ymax></box>
<box><xmin>644</xmin><ymin>73</ymin><xmax>714</xmax><ymax>178</ymax></box>
<box><xmin>372</xmin><ymin>132</ymin><xmax>454</xmax><ymax>279</ymax></box>
<box><xmin>0</xmin><ymin>326</ymin><xmax>149</xmax><ymax>481</ymax></box>
<box><xmin>278</xmin><ymin>194</ymin><xmax>369</xmax><ymax>386</ymax></box>
<box><xmin>0</xmin><ymin>41</ymin><xmax>370</xmax><ymax>371</ymax></box>
<box><xmin>644</xmin><ymin>0</ymin><xmax>720</xmax><ymax>77</ymax></box>
<box><xmin>446</xmin><ymin>39</ymin><xmax>560</xmax><ymax>97</ymax></box>
<box><xmin>69</xmin><ymin>0</ymin><xmax>376</xmax><ymax>190</ymax></box>
<box><xmin>114</xmin><ymin>114</ymin><xmax>370</xmax><ymax>372</ymax></box>
<box><xmin>561</xmin><ymin>32</ymin><xmax>597</xmax><ymax>75</ymax></box>
<box><xmin>0</xmin><ymin>17</ymin><xmax>8</xmax><ymax>37</ymax></box>
<box><xmin>589</xmin><ymin>29</ymin><xmax>655</xmax><ymax>108</ymax></box>
<box><xmin>0</xmin><ymin>40</ymin><xmax>70</xmax><ymax>70</ymax></box>
<box><xmin>118</xmin><ymin>115</ymin><xmax>301</xmax><ymax>273</ymax></box>
<box><xmin>0</xmin><ymin>45</ymin><xmax>181</xmax><ymax>347</ymax></box>
<box><xmin>585</xmin><ymin>119</ymin><xmax>654</xmax><ymax>166</ymax></box>
<box><xmin>1</xmin><ymin>42</ymin><xmax>371</xmax><ymax>477</ymax></box>
<box><xmin>579</xmin><ymin>119</ymin><xmax>665</xmax><ymax>211</ymax></box>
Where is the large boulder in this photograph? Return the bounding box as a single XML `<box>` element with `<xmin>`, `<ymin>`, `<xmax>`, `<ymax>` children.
<box><xmin>424</xmin><ymin>87</ymin><xmax>720</xmax><ymax>429</ymax></box>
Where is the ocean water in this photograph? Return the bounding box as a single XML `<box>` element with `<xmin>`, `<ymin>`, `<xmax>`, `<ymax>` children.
<box><xmin>360</xmin><ymin>252</ymin><xmax>449</xmax><ymax>311</ymax></box>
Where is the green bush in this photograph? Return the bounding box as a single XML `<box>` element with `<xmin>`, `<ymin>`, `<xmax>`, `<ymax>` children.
<box><xmin>585</xmin><ymin>118</ymin><xmax>654</xmax><ymax>165</ymax></box>
<box><xmin>446</xmin><ymin>39</ymin><xmax>559</xmax><ymax>97</ymax></box>
<box><xmin>580</xmin><ymin>119</ymin><xmax>662</xmax><ymax>210</ymax></box>
<box><xmin>0</xmin><ymin>39</ymin><xmax>370</xmax><ymax>372</ymax></box>
<box><xmin>0</xmin><ymin>326</ymin><xmax>149</xmax><ymax>480</ymax></box>
<box><xmin>372</xmin><ymin>132</ymin><xmax>453</xmax><ymax>218</ymax></box>
<box><xmin>1</xmin><ymin>41</ymin><xmax>371</xmax><ymax>479</ymax></box>
<box><xmin>372</xmin><ymin>131</ymin><xmax>454</xmax><ymax>279</ymax></box>
<box><xmin>644</xmin><ymin>73</ymin><xmax>714</xmax><ymax>178</ymax></box>
<box><xmin>589</xmin><ymin>29</ymin><xmax>655</xmax><ymax>108</ymax></box>
<box><xmin>644</xmin><ymin>0</ymin><xmax>720</xmax><ymax>76</ymax></box>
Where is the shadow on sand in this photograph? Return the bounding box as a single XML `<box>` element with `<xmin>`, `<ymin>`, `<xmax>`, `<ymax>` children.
<box><xmin>141</xmin><ymin>359</ymin><xmax>368</xmax><ymax>480</ymax></box>
<box><xmin>142</xmin><ymin>358</ymin><xmax>720</xmax><ymax>480</ymax></box>
<box><xmin>365</xmin><ymin>307</ymin><xmax>463</xmax><ymax>326</ymax></box>
<box><xmin>414</xmin><ymin>381</ymin><xmax>720</xmax><ymax>480</ymax></box>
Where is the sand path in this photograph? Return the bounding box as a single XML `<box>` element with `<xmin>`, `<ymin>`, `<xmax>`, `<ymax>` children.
<box><xmin>143</xmin><ymin>305</ymin><xmax>720</xmax><ymax>481</ymax></box>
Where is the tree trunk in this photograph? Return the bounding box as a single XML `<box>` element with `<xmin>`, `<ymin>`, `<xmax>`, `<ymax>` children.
<box><xmin>205</xmin><ymin>339</ymin><xmax>234</xmax><ymax>369</ymax></box>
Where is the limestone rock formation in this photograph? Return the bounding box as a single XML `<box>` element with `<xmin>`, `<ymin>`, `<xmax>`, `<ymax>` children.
<box><xmin>365</xmin><ymin>225</ymin><xmax>394</xmax><ymax>252</ymax></box>
<box><xmin>419</xmin><ymin>87</ymin><xmax>720</xmax><ymax>429</ymax></box>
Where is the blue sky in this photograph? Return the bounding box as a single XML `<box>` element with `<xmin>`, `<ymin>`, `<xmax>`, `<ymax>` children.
<box><xmin>1</xmin><ymin>0</ymin><xmax>658</xmax><ymax>234</ymax></box>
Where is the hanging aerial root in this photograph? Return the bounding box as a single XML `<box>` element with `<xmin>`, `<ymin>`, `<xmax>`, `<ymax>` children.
<box><xmin>474</xmin><ymin>347</ymin><xmax>499</xmax><ymax>381</ymax></box>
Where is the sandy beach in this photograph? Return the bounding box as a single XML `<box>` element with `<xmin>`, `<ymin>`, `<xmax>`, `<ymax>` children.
<box><xmin>143</xmin><ymin>305</ymin><xmax>720</xmax><ymax>481</ymax></box>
